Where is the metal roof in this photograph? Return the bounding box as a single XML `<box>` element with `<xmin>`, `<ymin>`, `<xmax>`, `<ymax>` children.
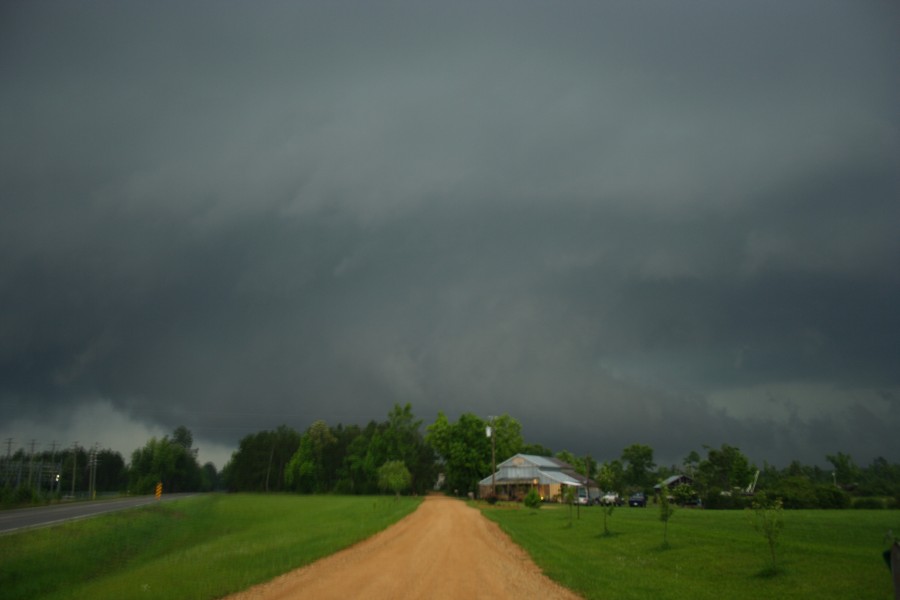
<box><xmin>479</xmin><ymin>453</ymin><xmax>585</xmax><ymax>487</ymax></box>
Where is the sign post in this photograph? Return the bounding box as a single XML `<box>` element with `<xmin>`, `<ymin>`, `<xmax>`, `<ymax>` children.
<box><xmin>155</xmin><ymin>482</ymin><xmax>162</xmax><ymax>500</ymax></box>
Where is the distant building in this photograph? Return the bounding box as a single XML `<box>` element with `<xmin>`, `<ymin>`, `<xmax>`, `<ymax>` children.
<box><xmin>654</xmin><ymin>474</ymin><xmax>694</xmax><ymax>494</ymax></box>
<box><xmin>478</xmin><ymin>454</ymin><xmax>598</xmax><ymax>502</ymax></box>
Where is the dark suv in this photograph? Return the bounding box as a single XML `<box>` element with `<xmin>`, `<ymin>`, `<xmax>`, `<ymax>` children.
<box><xmin>628</xmin><ymin>492</ymin><xmax>647</xmax><ymax>507</ymax></box>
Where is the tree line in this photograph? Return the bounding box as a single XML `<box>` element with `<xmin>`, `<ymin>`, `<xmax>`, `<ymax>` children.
<box><xmin>0</xmin><ymin>425</ymin><xmax>218</xmax><ymax>507</ymax></box>
<box><xmin>3</xmin><ymin>404</ymin><xmax>899</xmax><ymax>509</ymax></box>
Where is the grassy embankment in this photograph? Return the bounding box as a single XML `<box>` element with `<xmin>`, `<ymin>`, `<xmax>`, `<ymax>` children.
<box><xmin>480</xmin><ymin>502</ymin><xmax>899</xmax><ymax>599</ymax></box>
<box><xmin>0</xmin><ymin>494</ymin><xmax>421</xmax><ymax>600</ymax></box>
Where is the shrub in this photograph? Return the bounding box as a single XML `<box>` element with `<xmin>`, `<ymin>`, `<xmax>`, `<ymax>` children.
<box><xmin>703</xmin><ymin>489</ymin><xmax>751</xmax><ymax>510</ymax></box>
<box><xmin>773</xmin><ymin>476</ymin><xmax>818</xmax><ymax>509</ymax></box>
<box><xmin>749</xmin><ymin>496</ymin><xmax>785</xmax><ymax>574</ymax></box>
<box><xmin>851</xmin><ymin>497</ymin><xmax>885</xmax><ymax>509</ymax></box>
<box><xmin>814</xmin><ymin>486</ymin><xmax>850</xmax><ymax>509</ymax></box>
<box><xmin>524</xmin><ymin>488</ymin><xmax>542</xmax><ymax>510</ymax></box>
<box><xmin>659</xmin><ymin>490</ymin><xmax>675</xmax><ymax>548</ymax></box>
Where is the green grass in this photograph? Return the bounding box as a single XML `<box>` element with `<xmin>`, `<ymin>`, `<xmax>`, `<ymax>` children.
<box><xmin>479</xmin><ymin>503</ymin><xmax>899</xmax><ymax>599</ymax></box>
<box><xmin>0</xmin><ymin>494</ymin><xmax>421</xmax><ymax>600</ymax></box>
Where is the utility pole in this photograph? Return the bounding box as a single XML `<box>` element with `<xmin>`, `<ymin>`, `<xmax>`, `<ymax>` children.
<box><xmin>89</xmin><ymin>444</ymin><xmax>99</xmax><ymax>500</ymax></box>
<box><xmin>49</xmin><ymin>441</ymin><xmax>58</xmax><ymax>494</ymax></box>
<box><xmin>486</xmin><ymin>416</ymin><xmax>496</xmax><ymax>499</ymax></box>
<box><xmin>27</xmin><ymin>439</ymin><xmax>37</xmax><ymax>491</ymax></box>
<box><xmin>3</xmin><ymin>438</ymin><xmax>12</xmax><ymax>488</ymax></box>
<box><xmin>71</xmin><ymin>442</ymin><xmax>79</xmax><ymax>498</ymax></box>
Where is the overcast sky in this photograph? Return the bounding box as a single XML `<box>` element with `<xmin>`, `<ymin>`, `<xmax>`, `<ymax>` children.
<box><xmin>2</xmin><ymin>1</ymin><xmax>898</xmax><ymax>470</ymax></box>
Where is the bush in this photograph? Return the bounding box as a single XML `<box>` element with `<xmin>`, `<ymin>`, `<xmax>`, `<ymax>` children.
<box><xmin>485</xmin><ymin>494</ymin><xmax>498</xmax><ymax>505</ymax></box>
<box><xmin>851</xmin><ymin>497</ymin><xmax>885</xmax><ymax>509</ymax></box>
<box><xmin>815</xmin><ymin>486</ymin><xmax>850</xmax><ymax>509</ymax></box>
<box><xmin>524</xmin><ymin>488</ymin><xmax>542</xmax><ymax>509</ymax></box>
<box><xmin>703</xmin><ymin>489</ymin><xmax>751</xmax><ymax>510</ymax></box>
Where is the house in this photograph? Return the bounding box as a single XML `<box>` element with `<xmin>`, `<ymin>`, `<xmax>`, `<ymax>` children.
<box><xmin>653</xmin><ymin>474</ymin><xmax>694</xmax><ymax>497</ymax></box>
<box><xmin>478</xmin><ymin>454</ymin><xmax>598</xmax><ymax>502</ymax></box>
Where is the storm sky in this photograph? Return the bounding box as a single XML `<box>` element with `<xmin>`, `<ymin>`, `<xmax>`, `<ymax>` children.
<box><xmin>2</xmin><ymin>1</ymin><xmax>898</xmax><ymax>470</ymax></box>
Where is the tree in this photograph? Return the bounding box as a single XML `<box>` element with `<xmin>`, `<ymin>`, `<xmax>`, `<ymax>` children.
<box><xmin>426</xmin><ymin>412</ymin><xmax>492</xmax><ymax>496</ymax></box>
<box><xmin>172</xmin><ymin>426</ymin><xmax>194</xmax><ymax>452</ymax></box>
<box><xmin>340</xmin><ymin>422</ymin><xmax>382</xmax><ymax>494</ymax></box>
<box><xmin>556</xmin><ymin>450</ymin><xmax>585</xmax><ymax>475</ymax></box>
<box><xmin>382</xmin><ymin>404</ymin><xmax>436</xmax><ymax>495</ymax></box>
<box><xmin>683</xmin><ymin>450</ymin><xmax>701</xmax><ymax>477</ymax></box>
<box><xmin>521</xmin><ymin>443</ymin><xmax>553</xmax><ymax>457</ymax></box>
<box><xmin>621</xmin><ymin>444</ymin><xmax>656</xmax><ymax>489</ymax></box>
<box><xmin>200</xmin><ymin>462</ymin><xmax>219</xmax><ymax>491</ymax></box>
<box><xmin>826</xmin><ymin>452</ymin><xmax>860</xmax><ymax>489</ymax></box>
<box><xmin>128</xmin><ymin>431</ymin><xmax>202</xmax><ymax>494</ymax></box>
<box><xmin>224</xmin><ymin>426</ymin><xmax>301</xmax><ymax>492</ymax></box>
<box><xmin>491</xmin><ymin>414</ymin><xmax>523</xmax><ymax>463</ymax></box>
<box><xmin>696</xmin><ymin>444</ymin><xmax>753</xmax><ymax>496</ymax></box>
<box><xmin>672</xmin><ymin>483</ymin><xmax>695</xmax><ymax>507</ymax></box>
<box><xmin>659</xmin><ymin>486</ymin><xmax>675</xmax><ymax>549</ymax></box>
<box><xmin>378</xmin><ymin>460</ymin><xmax>412</xmax><ymax>498</ymax></box>
<box><xmin>596</xmin><ymin>462</ymin><xmax>620</xmax><ymax>536</ymax></box>
<box><xmin>285</xmin><ymin>420</ymin><xmax>338</xmax><ymax>493</ymax></box>
<box><xmin>750</xmin><ymin>496</ymin><xmax>784</xmax><ymax>574</ymax></box>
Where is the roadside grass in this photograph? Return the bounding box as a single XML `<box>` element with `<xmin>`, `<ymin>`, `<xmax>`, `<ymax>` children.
<box><xmin>480</xmin><ymin>503</ymin><xmax>899</xmax><ymax>599</ymax></box>
<box><xmin>0</xmin><ymin>494</ymin><xmax>421</xmax><ymax>600</ymax></box>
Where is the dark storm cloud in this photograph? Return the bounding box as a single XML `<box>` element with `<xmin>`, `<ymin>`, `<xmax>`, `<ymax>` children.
<box><xmin>2</xmin><ymin>1</ymin><xmax>898</xmax><ymax>467</ymax></box>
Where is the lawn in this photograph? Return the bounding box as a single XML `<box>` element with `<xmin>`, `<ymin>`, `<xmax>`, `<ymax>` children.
<box><xmin>479</xmin><ymin>502</ymin><xmax>900</xmax><ymax>599</ymax></box>
<box><xmin>0</xmin><ymin>494</ymin><xmax>421</xmax><ymax>600</ymax></box>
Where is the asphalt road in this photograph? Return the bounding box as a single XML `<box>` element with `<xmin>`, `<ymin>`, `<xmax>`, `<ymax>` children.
<box><xmin>0</xmin><ymin>494</ymin><xmax>194</xmax><ymax>534</ymax></box>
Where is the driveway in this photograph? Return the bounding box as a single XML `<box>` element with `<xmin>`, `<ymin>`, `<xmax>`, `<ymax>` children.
<box><xmin>225</xmin><ymin>495</ymin><xmax>581</xmax><ymax>599</ymax></box>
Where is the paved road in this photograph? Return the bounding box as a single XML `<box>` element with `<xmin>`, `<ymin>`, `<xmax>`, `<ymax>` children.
<box><xmin>0</xmin><ymin>494</ymin><xmax>194</xmax><ymax>534</ymax></box>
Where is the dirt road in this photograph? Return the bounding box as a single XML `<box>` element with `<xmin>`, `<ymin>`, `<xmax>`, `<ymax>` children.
<box><xmin>226</xmin><ymin>495</ymin><xmax>582</xmax><ymax>600</ymax></box>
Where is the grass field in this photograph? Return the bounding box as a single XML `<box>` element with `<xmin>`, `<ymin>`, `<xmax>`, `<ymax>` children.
<box><xmin>0</xmin><ymin>494</ymin><xmax>421</xmax><ymax>600</ymax></box>
<box><xmin>479</xmin><ymin>502</ymin><xmax>900</xmax><ymax>599</ymax></box>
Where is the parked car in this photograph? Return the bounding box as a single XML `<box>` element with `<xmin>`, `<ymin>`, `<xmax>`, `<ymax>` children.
<box><xmin>600</xmin><ymin>491</ymin><xmax>621</xmax><ymax>506</ymax></box>
<box><xmin>628</xmin><ymin>492</ymin><xmax>647</xmax><ymax>507</ymax></box>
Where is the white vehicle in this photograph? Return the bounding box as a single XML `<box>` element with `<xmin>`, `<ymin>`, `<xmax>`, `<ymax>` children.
<box><xmin>600</xmin><ymin>491</ymin><xmax>620</xmax><ymax>506</ymax></box>
<box><xmin>576</xmin><ymin>487</ymin><xmax>590</xmax><ymax>505</ymax></box>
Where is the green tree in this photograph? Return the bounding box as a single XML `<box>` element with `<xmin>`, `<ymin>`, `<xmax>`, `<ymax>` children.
<box><xmin>224</xmin><ymin>426</ymin><xmax>301</xmax><ymax>492</ymax></box>
<box><xmin>523</xmin><ymin>487</ymin><xmax>542</xmax><ymax>510</ymax></box>
<box><xmin>750</xmin><ymin>496</ymin><xmax>785</xmax><ymax>574</ymax></box>
<box><xmin>491</xmin><ymin>414</ymin><xmax>524</xmax><ymax>463</ymax></box>
<box><xmin>556</xmin><ymin>450</ymin><xmax>586</xmax><ymax>475</ymax></box>
<box><xmin>377</xmin><ymin>460</ymin><xmax>412</xmax><ymax>498</ymax></box>
<box><xmin>564</xmin><ymin>485</ymin><xmax>577</xmax><ymax>526</ymax></box>
<box><xmin>621</xmin><ymin>444</ymin><xmax>656</xmax><ymax>489</ymax></box>
<box><xmin>672</xmin><ymin>483</ymin><xmax>695</xmax><ymax>506</ymax></box>
<box><xmin>697</xmin><ymin>444</ymin><xmax>753</xmax><ymax>496</ymax></box>
<box><xmin>826</xmin><ymin>452</ymin><xmax>860</xmax><ymax>489</ymax></box>
<box><xmin>172</xmin><ymin>426</ymin><xmax>194</xmax><ymax>451</ymax></box>
<box><xmin>659</xmin><ymin>485</ymin><xmax>675</xmax><ymax>548</ymax></box>
<box><xmin>521</xmin><ymin>443</ymin><xmax>553</xmax><ymax>457</ymax></box>
<box><xmin>382</xmin><ymin>403</ymin><xmax>436</xmax><ymax>495</ymax></box>
<box><xmin>427</xmin><ymin>412</ymin><xmax>525</xmax><ymax>497</ymax></box>
<box><xmin>858</xmin><ymin>456</ymin><xmax>900</xmax><ymax>497</ymax></box>
<box><xmin>340</xmin><ymin>421</ymin><xmax>382</xmax><ymax>494</ymax></box>
<box><xmin>285</xmin><ymin>420</ymin><xmax>338</xmax><ymax>493</ymax></box>
<box><xmin>200</xmin><ymin>462</ymin><xmax>219</xmax><ymax>491</ymax></box>
<box><xmin>128</xmin><ymin>431</ymin><xmax>201</xmax><ymax>494</ymax></box>
<box><xmin>596</xmin><ymin>462</ymin><xmax>620</xmax><ymax>536</ymax></box>
<box><xmin>426</xmin><ymin>412</ymin><xmax>491</xmax><ymax>496</ymax></box>
<box><xmin>683</xmin><ymin>450</ymin><xmax>701</xmax><ymax>477</ymax></box>
<box><xmin>94</xmin><ymin>449</ymin><xmax>127</xmax><ymax>492</ymax></box>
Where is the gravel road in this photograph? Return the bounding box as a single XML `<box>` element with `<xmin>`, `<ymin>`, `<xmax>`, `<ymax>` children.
<box><xmin>225</xmin><ymin>494</ymin><xmax>581</xmax><ymax>600</ymax></box>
